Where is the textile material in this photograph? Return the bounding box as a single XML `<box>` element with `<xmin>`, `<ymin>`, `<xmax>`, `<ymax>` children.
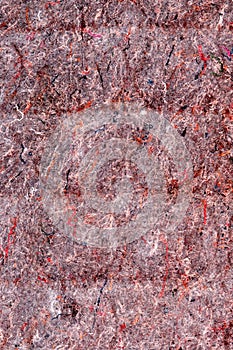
<box><xmin>0</xmin><ymin>1</ymin><xmax>232</xmax><ymax>349</ymax></box>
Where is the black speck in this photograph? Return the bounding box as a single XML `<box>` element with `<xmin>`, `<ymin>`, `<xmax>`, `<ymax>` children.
<box><xmin>181</xmin><ymin>127</ymin><xmax>187</xmax><ymax>137</ymax></box>
<box><xmin>79</xmin><ymin>75</ymin><xmax>87</xmax><ymax>81</ymax></box>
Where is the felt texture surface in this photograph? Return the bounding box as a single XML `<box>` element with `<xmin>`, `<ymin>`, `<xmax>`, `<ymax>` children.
<box><xmin>0</xmin><ymin>1</ymin><xmax>232</xmax><ymax>349</ymax></box>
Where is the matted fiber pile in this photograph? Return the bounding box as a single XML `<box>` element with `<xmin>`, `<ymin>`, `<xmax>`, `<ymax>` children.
<box><xmin>0</xmin><ymin>1</ymin><xmax>232</xmax><ymax>349</ymax></box>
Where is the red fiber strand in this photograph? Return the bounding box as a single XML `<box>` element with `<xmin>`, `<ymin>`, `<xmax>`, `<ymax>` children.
<box><xmin>158</xmin><ymin>238</ymin><xmax>169</xmax><ymax>298</ymax></box>
<box><xmin>4</xmin><ymin>217</ymin><xmax>17</xmax><ymax>261</ymax></box>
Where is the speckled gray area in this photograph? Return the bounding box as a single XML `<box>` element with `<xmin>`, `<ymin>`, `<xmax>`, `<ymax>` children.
<box><xmin>39</xmin><ymin>103</ymin><xmax>193</xmax><ymax>248</ymax></box>
<box><xmin>0</xmin><ymin>1</ymin><xmax>232</xmax><ymax>349</ymax></box>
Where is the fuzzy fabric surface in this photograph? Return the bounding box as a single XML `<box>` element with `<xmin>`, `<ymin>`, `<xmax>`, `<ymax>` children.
<box><xmin>0</xmin><ymin>1</ymin><xmax>232</xmax><ymax>349</ymax></box>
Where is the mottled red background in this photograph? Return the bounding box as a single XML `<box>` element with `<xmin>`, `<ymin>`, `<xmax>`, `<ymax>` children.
<box><xmin>0</xmin><ymin>1</ymin><xmax>232</xmax><ymax>349</ymax></box>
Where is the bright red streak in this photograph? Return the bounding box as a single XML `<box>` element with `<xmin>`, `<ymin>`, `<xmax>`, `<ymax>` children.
<box><xmin>4</xmin><ymin>217</ymin><xmax>17</xmax><ymax>260</ymax></box>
